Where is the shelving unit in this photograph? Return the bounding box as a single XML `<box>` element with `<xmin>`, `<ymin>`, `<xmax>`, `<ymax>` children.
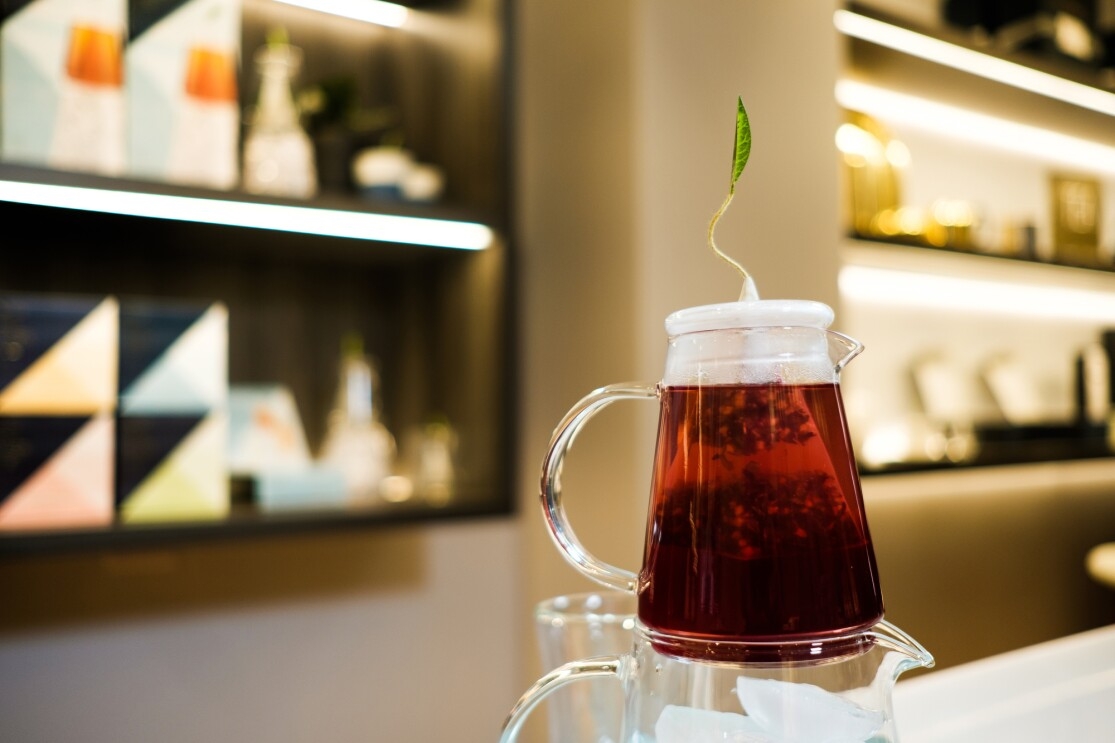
<box><xmin>0</xmin><ymin>162</ymin><xmax>495</xmax><ymax>250</ymax></box>
<box><xmin>0</xmin><ymin>0</ymin><xmax>512</xmax><ymax>551</ymax></box>
<box><xmin>835</xmin><ymin>2</ymin><xmax>1115</xmax><ymax>474</ymax></box>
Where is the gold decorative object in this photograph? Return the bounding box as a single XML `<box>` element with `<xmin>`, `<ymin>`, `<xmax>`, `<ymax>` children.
<box><xmin>837</xmin><ymin>110</ymin><xmax>906</xmax><ymax>238</ymax></box>
<box><xmin>1050</xmin><ymin>174</ymin><xmax>1101</xmax><ymax>265</ymax></box>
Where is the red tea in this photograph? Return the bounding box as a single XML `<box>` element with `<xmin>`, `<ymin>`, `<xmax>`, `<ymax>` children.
<box><xmin>638</xmin><ymin>383</ymin><xmax>883</xmax><ymax>647</ymax></box>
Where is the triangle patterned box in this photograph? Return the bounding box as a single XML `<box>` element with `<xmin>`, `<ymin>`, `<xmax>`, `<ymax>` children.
<box><xmin>1</xmin><ymin>0</ymin><xmax>128</xmax><ymax>176</ymax></box>
<box><xmin>116</xmin><ymin>298</ymin><xmax>228</xmax><ymax>522</ymax></box>
<box><xmin>126</xmin><ymin>0</ymin><xmax>241</xmax><ymax>189</ymax></box>
<box><xmin>116</xmin><ymin>412</ymin><xmax>229</xmax><ymax>523</ymax></box>
<box><xmin>0</xmin><ymin>413</ymin><xmax>115</xmax><ymax>529</ymax></box>
<box><xmin>0</xmin><ymin>293</ymin><xmax>117</xmax><ymax>530</ymax></box>
<box><xmin>118</xmin><ymin>298</ymin><xmax>227</xmax><ymax>414</ymax></box>
<box><xmin>1</xmin><ymin>293</ymin><xmax>119</xmax><ymax>415</ymax></box>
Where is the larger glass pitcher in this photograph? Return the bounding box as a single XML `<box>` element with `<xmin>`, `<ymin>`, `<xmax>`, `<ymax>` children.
<box><xmin>543</xmin><ymin>300</ymin><xmax>882</xmax><ymax>650</ymax></box>
<box><xmin>502</xmin><ymin>619</ymin><xmax>933</xmax><ymax>743</ymax></box>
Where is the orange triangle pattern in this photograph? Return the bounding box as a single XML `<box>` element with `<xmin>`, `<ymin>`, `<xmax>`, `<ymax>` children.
<box><xmin>0</xmin><ymin>298</ymin><xmax>118</xmax><ymax>414</ymax></box>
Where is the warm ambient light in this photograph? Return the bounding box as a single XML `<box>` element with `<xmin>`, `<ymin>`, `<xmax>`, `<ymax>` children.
<box><xmin>839</xmin><ymin>264</ymin><xmax>1115</xmax><ymax>322</ymax></box>
<box><xmin>835</xmin><ymin>79</ymin><xmax>1115</xmax><ymax>176</ymax></box>
<box><xmin>833</xmin><ymin>9</ymin><xmax>1115</xmax><ymax>117</ymax></box>
<box><xmin>834</xmin><ymin>122</ymin><xmax>911</xmax><ymax>168</ymax></box>
<box><xmin>0</xmin><ymin>180</ymin><xmax>493</xmax><ymax>251</ymax></box>
<box><xmin>274</xmin><ymin>0</ymin><xmax>408</xmax><ymax>28</ymax></box>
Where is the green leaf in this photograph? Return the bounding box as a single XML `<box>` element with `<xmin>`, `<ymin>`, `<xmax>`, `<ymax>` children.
<box><xmin>730</xmin><ymin>96</ymin><xmax>751</xmax><ymax>190</ymax></box>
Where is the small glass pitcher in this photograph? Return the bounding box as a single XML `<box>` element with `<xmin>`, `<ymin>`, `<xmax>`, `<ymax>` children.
<box><xmin>542</xmin><ymin>300</ymin><xmax>882</xmax><ymax>647</ymax></box>
<box><xmin>502</xmin><ymin>620</ymin><xmax>934</xmax><ymax>743</ymax></box>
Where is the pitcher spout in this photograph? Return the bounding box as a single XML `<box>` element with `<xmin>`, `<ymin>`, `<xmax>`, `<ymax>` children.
<box><xmin>828</xmin><ymin>330</ymin><xmax>864</xmax><ymax>375</ymax></box>
<box><xmin>872</xmin><ymin>619</ymin><xmax>935</xmax><ymax>676</ymax></box>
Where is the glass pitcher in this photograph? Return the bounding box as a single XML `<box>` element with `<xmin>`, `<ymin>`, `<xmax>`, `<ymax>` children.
<box><xmin>542</xmin><ymin>300</ymin><xmax>883</xmax><ymax>649</ymax></box>
<box><xmin>502</xmin><ymin>619</ymin><xmax>933</xmax><ymax>743</ymax></box>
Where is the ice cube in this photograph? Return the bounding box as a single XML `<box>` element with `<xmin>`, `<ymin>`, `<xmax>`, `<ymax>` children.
<box><xmin>736</xmin><ymin>677</ymin><xmax>884</xmax><ymax>743</ymax></box>
<box><xmin>654</xmin><ymin>704</ymin><xmax>780</xmax><ymax>743</ymax></box>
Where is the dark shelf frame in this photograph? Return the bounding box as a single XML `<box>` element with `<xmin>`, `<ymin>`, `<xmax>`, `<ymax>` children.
<box><xmin>847</xmin><ymin>232</ymin><xmax>1115</xmax><ymax>274</ymax></box>
<box><xmin>0</xmin><ymin>499</ymin><xmax>506</xmax><ymax>557</ymax></box>
<box><xmin>0</xmin><ymin>162</ymin><xmax>501</xmax><ymax>246</ymax></box>
<box><xmin>0</xmin><ymin>0</ymin><xmax>516</xmax><ymax>554</ymax></box>
<box><xmin>845</xmin><ymin>0</ymin><xmax>1115</xmax><ymax>94</ymax></box>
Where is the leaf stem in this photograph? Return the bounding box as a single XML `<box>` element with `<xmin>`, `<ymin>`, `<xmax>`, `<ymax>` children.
<box><xmin>704</xmin><ymin>191</ymin><xmax>749</xmax><ymax>282</ymax></box>
<box><xmin>707</xmin><ymin>190</ymin><xmax>757</xmax><ymax>301</ymax></box>
<box><xmin>706</xmin><ymin>97</ymin><xmax>759</xmax><ymax>302</ymax></box>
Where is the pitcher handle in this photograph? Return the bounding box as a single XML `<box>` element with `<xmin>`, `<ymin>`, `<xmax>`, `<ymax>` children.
<box><xmin>500</xmin><ymin>656</ymin><xmax>625</xmax><ymax>743</ymax></box>
<box><xmin>541</xmin><ymin>383</ymin><xmax>659</xmax><ymax>592</ymax></box>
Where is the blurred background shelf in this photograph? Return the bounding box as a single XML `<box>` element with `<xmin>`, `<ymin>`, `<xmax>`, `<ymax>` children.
<box><xmin>0</xmin><ymin>496</ymin><xmax>501</xmax><ymax>556</ymax></box>
<box><xmin>861</xmin><ymin>424</ymin><xmax>1113</xmax><ymax>475</ymax></box>
<box><xmin>0</xmin><ymin>162</ymin><xmax>500</xmax><ymax>263</ymax></box>
<box><xmin>0</xmin><ymin>161</ymin><xmax>501</xmax><ymax>241</ymax></box>
<box><xmin>837</xmin><ymin>2</ymin><xmax>1115</xmax><ymax>476</ymax></box>
<box><xmin>0</xmin><ymin>0</ymin><xmax>512</xmax><ymax>547</ymax></box>
<box><xmin>842</xmin><ymin>237</ymin><xmax>1115</xmax><ymax>291</ymax></box>
<box><xmin>843</xmin><ymin>0</ymin><xmax>1115</xmax><ymax>99</ymax></box>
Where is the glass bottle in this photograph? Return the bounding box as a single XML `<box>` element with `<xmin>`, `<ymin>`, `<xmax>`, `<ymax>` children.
<box><xmin>241</xmin><ymin>29</ymin><xmax>317</xmax><ymax>198</ymax></box>
<box><xmin>318</xmin><ymin>334</ymin><xmax>396</xmax><ymax>506</ymax></box>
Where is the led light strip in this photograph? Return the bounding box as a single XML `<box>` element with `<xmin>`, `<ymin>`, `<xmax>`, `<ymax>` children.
<box><xmin>835</xmin><ymin>79</ymin><xmax>1115</xmax><ymax>175</ymax></box>
<box><xmin>274</xmin><ymin>0</ymin><xmax>408</xmax><ymax>28</ymax></box>
<box><xmin>834</xmin><ymin>9</ymin><xmax>1115</xmax><ymax>117</ymax></box>
<box><xmin>0</xmin><ymin>179</ymin><xmax>493</xmax><ymax>251</ymax></box>
<box><xmin>839</xmin><ymin>264</ymin><xmax>1115</xmax><ymax>322</ymax></box>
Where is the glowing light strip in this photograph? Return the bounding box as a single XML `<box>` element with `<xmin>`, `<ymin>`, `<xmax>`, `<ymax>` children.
<box><xmin>0</xmin><ymin>180</ymin><xmax>493</xmax><ymax>251</ymax></box>
<box><xmin>835</xmin><ymin>79</ymin><xmax>1115</xmax><ymax>176</ymax></box>
<box><xmin>839</xmin><ymin>264</ymin><xmax>1115</xmax><ymax>322</ymax></box>
<box><xmin>834</xmin><ymin>9</ymin><xmax>1115</xmax><ymax>117</ymax></box>
<box><xmin>274</xmin><ymin>0</ymin><xmax>408</xmax><ymax>28</ymax></box>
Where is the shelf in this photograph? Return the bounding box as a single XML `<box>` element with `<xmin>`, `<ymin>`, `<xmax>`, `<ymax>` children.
<box><xmin>0</xmin><ymin>163</ymin><xmax>497</xmax><ymax>253</ymax></box>
<box><xmin>0</xmin><ymin>221</ymin><xmax>513</xmax><ymax>545</ymax></box>
<box><xmin>840</xmin><ymin>2</ymin><xmax>1115</xmax><ymax>109</ymax></box>
<box><xmin>861</xmin><ymin>455</ymin><xmax>1115</xmax><ymax>497</ymax></box>
<box><xmin>838</xmin><ymin>3</ymin><xmax>1115</xmax><ymax>153</ymax></box>
<box><xmin>0</xmin><ymin>497</ymin><xmax>504</xmax><ymax>556</ymax></box>
<box><xmin>0</xmin><ymin>0</ymin><xmax>513</xmax><ymax>550</ymax></box>
<box><xmin>861</xmin><ymin>424</ymin><xmax>1113</xmax><ymax>476</ymax></box>
<box><xmin>842</xmin><ymin>236</ymin><xmax>1115</xmax><ymax>283</ymax></box>
<box><xmin>829</xmin><ymin>5</ymin><xmax>1115</xmax><ymax>480</ymax></box>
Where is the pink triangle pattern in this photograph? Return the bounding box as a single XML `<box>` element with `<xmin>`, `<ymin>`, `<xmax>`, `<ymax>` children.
<box><xmin>0</xmin><ymin>414</ymin><xmax>114</xmax><ymax>530</ymax></box>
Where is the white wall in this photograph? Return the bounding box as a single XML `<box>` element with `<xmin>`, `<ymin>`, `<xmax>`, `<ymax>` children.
<box><xmin>512</xmin><ymin>0</ymin><xmax>645</xmax><ymax>692</ymax></box>
<box><xmin>0</xmin><ymin>521</ymin><xmax>519</xmax><ymax>742</ymax></box>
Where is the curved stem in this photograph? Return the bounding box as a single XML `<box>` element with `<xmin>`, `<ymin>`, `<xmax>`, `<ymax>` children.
<box><xmin>707</xmin><ymin>190</ymin><xmax>757</xmax><ymax>301</ymax></box>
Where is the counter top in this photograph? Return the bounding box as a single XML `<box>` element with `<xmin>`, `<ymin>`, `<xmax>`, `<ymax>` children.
<box><xmin>893</xmin><ymin>623</ymin><xmax>1115</xmax><ymax>742</ymax></box>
